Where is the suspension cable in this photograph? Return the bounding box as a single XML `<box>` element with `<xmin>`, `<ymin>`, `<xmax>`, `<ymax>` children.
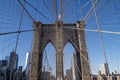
<box><xmin>77</xmin><ymin>0</ymin><xmax>83</xmax><ymax>19</ymax></box>
<box><xmin>64</xmin><ymin>27</ymin><xmax>120</xmax><ymax>35</ymax></box>
<box><xmin>53</xmin><ymin>0</ymin><xmax>58</xmax><ymax>21</ymax></box>
<box><xmin>15</xmin><ymin>0</ymin><xmax>25</xmax><ymax>52</ymax></box>
<box><xmin>62</xmin><ymin>30</ymin><xmax>90</xmax><ymax>63</ymax></box>
<box><xmin>18</xmin><ymin>0</ymin><xmax>35</xmax><ymax>21</ymax></box>
<box><xmin>34</xmin><ymin>0</ymin><xmax>38</xmax><ymax>20</ymax></box>
<box><xmin>74</xmin><ymin>53</ymin><xmax>82</xmax><ymax>75</ymax></box>
<box><xmin>62</xmin><ymin>0</ymin><xmax>69</xmax><ymax>21</ymax></box>
<box><xmin>60</xmin><ymin>0</ymin><xmax>63</xmax><ymax>21</ymax></box>
<box><xmin>24</xmin><ymin>0</ymin><xmax>53</xmax><ymax>22</ymax></box>
<box><xmin>66</xmin><ymin>0</ymin><xmax>91</xmax><ymax>22</ymax></box>
<box><xmin>42</xmin><ymin>0</ymin><xmax>54</xmax><ymax>22</ymax></box>
<box><xmin>91</xmin><ymin>0</ymin><xmax>108</xmax><ymax>64</ymax></box>
<box><xmin>62</xmin><ymin>0</ymin><xmax>74</xmax><ymax>22</ymax></box>
<box><xmin>50</xmin><ymin>0</ymin><xmax>57</xmax><ymax>21</ymax></box>
<box><xmin>0</xmin><ymin>30</ymin><xmax>33</xmax><ymax>36</ymax></box>
<box><xmin>83</xmin><ymin>0</ymin><xmax>98</xmax><ymax>20</ymax></box>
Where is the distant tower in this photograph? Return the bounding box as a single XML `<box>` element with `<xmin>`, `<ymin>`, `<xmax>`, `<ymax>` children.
<box><xmin>24</xmin><ymin>52</ymin><xmax>31</xmax><ymax>70</ymax></box>
<box><xmin>8</xmin><ymin>51</ymin><xmax>18</xmax><ymax>80</ymax></box>
<box><xmin>8</xmin><ymin>51</ymin><xmax>18</xmax><ymax>71</ymax></box>
<box><xmin>72</xmin><ymin>53</ymin><xmax>79</xmax><ymax>80</ymax></box>
<box><xmin>13</xmin><ymin>66</ymin><xmax>23</xmax><ymax>80</ymax></box>
<box><xmin>58</xmin><ymin>14</ymin><xmax>61</xmax><ymax>21</ymax></box>
<box><xmin>100</xmin><ymin>63</ymin><xmax>110</xmax><ymax>75</ymax></box>
<box><xmin>24</xmin><ymin>52</ymin><xmax>31</xmax><ymax>80</ymax></box>
<box><xmin>0</xmin><ymin>60</ymin><xmax>8</xmax><ymax>68</ymax></box>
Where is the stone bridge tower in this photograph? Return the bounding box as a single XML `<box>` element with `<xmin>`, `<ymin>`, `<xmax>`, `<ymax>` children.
<box><xmin>29</xmin><ymin>21</ymin><xmax>91</xmax><ymax>80</ymax></box>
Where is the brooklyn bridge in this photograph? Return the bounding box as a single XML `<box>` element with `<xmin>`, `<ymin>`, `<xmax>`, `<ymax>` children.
<box><xmin>0</xmin><ymin>0</ymin><xmax>120</xmax><ymax>80</ymax></box>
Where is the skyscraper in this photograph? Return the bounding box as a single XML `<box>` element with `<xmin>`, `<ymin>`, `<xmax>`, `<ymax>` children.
<box><xmin>100</xmin><ymin>63</ymin><xmax>110</xmax><ymax>75</ymax></box>
<box><xmin>24</xmin><ymin>52</ymin><xmax>31</xmax><ymax>80</ymax></box>
<box><xmin>5</xmin><ymin>56</ymin><xmax>9</xmax><ymax>67</ymax></box>
<box><xmin>0</xmin><ymin>60</ymin><xmax>8</xmax><ymax>68</ymax></box>
<box><xmin>24</xmin><ymin>52</ymin><xmax>31</xmax><ymax>70</ymax></box>
<box><xmin>8</xmin><ymin>51</ymin><xmax>18</xmax><ymax>71</ymax></box>
<box><xmin>8</xmin><ymin>51</ymin><xmax>18</xmax><ymax>80</ymax></box>
<box><xmin>13</xmin><ymin>66</ymin><xmax>23</xmax><ymax>80</ymax></box>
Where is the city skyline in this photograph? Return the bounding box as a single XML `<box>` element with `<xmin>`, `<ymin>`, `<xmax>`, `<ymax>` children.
<box><xmin>0</xmin><ymin>0</ymin><xmax>120</xmax><ymax>77</ymax></box>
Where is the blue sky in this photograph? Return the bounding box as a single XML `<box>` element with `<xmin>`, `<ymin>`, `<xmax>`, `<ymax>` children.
<box><xmin>0</xmin><ymin>0</ymin><xmax>120</xmax><ymax>76</ymax></box>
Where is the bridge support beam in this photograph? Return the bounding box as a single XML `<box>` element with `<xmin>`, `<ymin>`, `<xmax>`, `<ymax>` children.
<box><xmin>29</xmin><ymin>22</ymin><xmax>42</xmax><ymax>80</ymax></box>
<box><xmin>77</xmin><ymin>21</ymin><xmax>91</xmax><ymax>80</ymax></box>
<box><xmin>29</xmin><ymin>21</ymin><xmax>91</xmax><ymax>80</ymax></box>
<box><xmin>55</xmin><ymin>22</ymin><xmax>64</xmax><ymax>80</ymax></box>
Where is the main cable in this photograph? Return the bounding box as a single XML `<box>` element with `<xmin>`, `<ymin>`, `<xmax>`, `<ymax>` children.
<box><xmin>15</xmin><ymin>0</ymin><xmax>25</xmax><ymax>52</ymax></box>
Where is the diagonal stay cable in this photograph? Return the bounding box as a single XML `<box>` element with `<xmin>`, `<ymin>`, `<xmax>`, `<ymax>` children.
<box><xmin>0</xmin><ymin>36</ymin><xmax>16</xmax><ymax>45</ymax></box>
<box><xmin>42</xmin><ymin>0</ymin><xmax>55</xmax><ymax>22</ymax></box>
<box><xmin>63</xmin><ymin>27</ymin><xmax>120</xmax><ymax>35</ymax></box>
<box><xmin>83</xmin><ymin>0</ymin><xmax>98</xmax><ymax>20</ymax></box>
<box><xmin>18</xmin><ymin>0</ymin><xmax>35</xmax><ymax>21</ymax></box>
<box><xmin>75</xmin><ymin>56</ymin><xmax>82</xmax><ymax>76</ymax></box>
<box><xmin>44</xmin><ymin>49</ymin><xmax>50</xmax><ymax>68</ymax></box>
<box><xmin>15</xmin><ymin>0</ymin><xmax>25</xmax><ymax>52</ymax></box>
<box><xmin>62</xmin><ymin>0</ymin><xmax>74</xmax><ymax>22</ymax></box>
<box><xmin>62</xmin><ymin>0</ymin><xmax>68</xmax><ymax>20</ymax></box>
<box><xmin>91</xmin><ymin>0</ymin><xmax>108</xmax><ymax>64</ymax></box>
<box><xmin>60</xmin><ymin>0</ymin><xmax>63</xmax><ymax>21</ymax></box>
<box><xmin>62</xmin><ymin>26</ymin><xmax>120</xmax><ymax>65</ymax></box>
<box><xmin>0</xmin><ymin>30</ymin><xmax>33</xmax><ymax>36</ymax></box>
<box><xmin>50</xmin><ymin>0</ymin><xmax>57</xmax><ymax>21</ymax></box>
<box><xmin>24</xmin><ymin>0</ymin><xmax>53</xmax><ymax>22</ymax></box>
<box><xmin>66</xmin><ymin>0</ymin><xmax>91</xmax><ymax>22</ymax></box>
<box><xmin>77</xmin><ymin>0</ymin><xmax>83</xmax><ymax>19</ymax></box>
<box><xmin>53</xmin><ymin>0</ymin><xmax>58</xmax><ymax>21</ymax></box>
<box><xmin>62</xmin><ymin>30</ymin><xmax>90</xmax><ymax>63</ymax></box>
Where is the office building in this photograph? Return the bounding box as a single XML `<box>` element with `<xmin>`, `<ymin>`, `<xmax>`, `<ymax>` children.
<box><xmin>0</xmin><ymin>60</ymin><xmax>8</xmax><ymax>80</ymax></box>
<box><xmin>24</xmin><ymin>52</ymin><xmax>29</xmax><ymax>70</ymax></box>
<box><xmin>24</xmin><ymin>52</ymin><xmax>31</xmax><ymax>80</ymax></box>
<box><xmin>13</xmin><ymin>66</ymin><xmax>23</xmax><ymax>80</ymax></box>
<box><xmin>0</xmin><ymin>60</ymin><xmax>8</xmax><ymax>68</ymax></box>
<box><xmin>8</xmin><ymin>51</ymin><xmax>18</xmax><ymax>71</ymax></box>
<box><xmin>100</xmin><ymin>63</ymin><xmax>110</xmax><ymax>75</ymax></box>
<box><xmin>41</xmin><ymin>71</ymin><xmax>51</xmax><ymax>80</ymax></box>
<box><xmin>65</xmin><ymin>69</ymin><xmax>73</xmax><ymax>80</ymax></box>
